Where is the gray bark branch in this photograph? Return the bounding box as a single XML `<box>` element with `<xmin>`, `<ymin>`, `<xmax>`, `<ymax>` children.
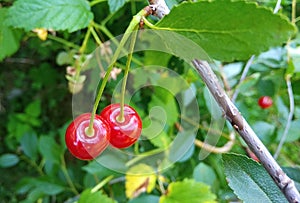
<box><xmin>192</xmin><ymin>60</ymin><xmax>300</xmax><ymax>203</ymax></box>
<box><xmin>148</xmin><ymin>1</ymin><xmax>300</xmax><ymax>202</ymax></box>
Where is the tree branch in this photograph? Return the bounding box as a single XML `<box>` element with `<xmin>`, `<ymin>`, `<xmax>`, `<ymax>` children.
<box><xmin>148</xmin><ymin>1</ymin><xmax>300</xmax><ymax>202</ymax></box>
<box><xmin>192</xmin><ymin>60</ymin><xmax>300</xmax><ymax>203</ymax></box>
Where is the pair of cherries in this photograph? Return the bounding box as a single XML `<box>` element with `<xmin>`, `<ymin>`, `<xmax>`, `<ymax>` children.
<box><xmin>65</xmin><ymin>104</ymin><xmax>142</xmax><ymax>160</ymax></box>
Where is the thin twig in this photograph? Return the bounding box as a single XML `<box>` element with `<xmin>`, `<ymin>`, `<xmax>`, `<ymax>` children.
<box><xmin>273</xmin><ymin>0</ymin><xmax>297</xmax><ymax>160</ymax></box>
<box><xmin>274</xmin><ymin>77</ymin><xmax>295</xmax><ymax>160</ymax></box>
<box><xmin>274</xmin><ymin>0</ymin><xmax>282</xmax><ymax>13</ymax></box>
<box><xmin>232</xmin><ymin>0</ymin><xmax>281</xmax><ymax>102</ymax></box>
<box><xmin>231</xmin><ymin>55</ymin><xmax>255</xmax><ymax>102</ymax></box>
<box><xmin>194</xmin><ymin>131</ymin><xmax>235</xmax><ymax>154</ymax></box>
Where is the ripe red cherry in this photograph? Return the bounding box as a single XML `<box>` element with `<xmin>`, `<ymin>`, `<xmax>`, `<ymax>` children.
<box><xmin>99</xmin><ymin>104</ymin><xmax>142</xmax><ymax>149</ymax></box>
<box><xmin>65</xmin><ymin>113</ymin><xmax>110</xmax><ymax>160</ymax></box>
<box><xmin>258</xmin><ymin>96</ymin><xmax>273</xmax><ymax>109</ymax></box>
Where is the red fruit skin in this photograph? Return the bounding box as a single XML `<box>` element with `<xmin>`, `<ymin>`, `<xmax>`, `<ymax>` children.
<box><xmin>100</xmin><ymin>104</ymin><xmax>142</xmax><ymax>149</ymax></box>
<box><xmin>65</xmin><ymin>113</ymin><xmax>110</xmax><ymax>160</ymax></box>
<box><xmin>258</xmin><ymin>96</ymin><xmax>273</xmax><ymax>109</ymax></box>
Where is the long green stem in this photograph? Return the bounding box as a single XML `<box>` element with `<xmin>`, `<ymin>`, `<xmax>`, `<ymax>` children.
<box><xmin>91</xmin><ymin>175</ymin><xmax>114</xmax><ymax>193</ymax></box>
<box><xmin>47</xmin><ymin>35</ymin><xmax>80</xmax><ymax>49</ymax></box>
<box><xmin>90</xmin><ymin>0</ymin><xmax>107</xmax><ymax>7</ymax></box>
<box><xmin>93</xmin><ymin>22</ymin><xmax>143</xmax><ymax>66</ymax></box>
<box><xmin>80</xmin><ymin>25</ymin><xmax>92</xmax><ymax>53</ymax></box>
<box><xmin>90</xmin><ymin>25</ymin><xmax>102</xmax><ymax>46</ymax></box>
<box><xmin>117</xmin><ymin>28</ymin><xmax>138</xmax><ymax>122</ymax></box>
<box><xmin>60</xmin><ymin>155</ymin><xmax>79</xmax><ymax>195</ymax></box>
<box><xmin>20</xmin><ymin>155</ymin><xmax>44</xmax><ymax>176</ymax></box>
<box><xmin>87</xmin><ymin>8</ymin><xmax>149</xmax><ymax>133</ymax></box>
<box><xmin>126</xmin><ymin>148</ymin><xmax>166</xmax><ymax>167</ymax></box>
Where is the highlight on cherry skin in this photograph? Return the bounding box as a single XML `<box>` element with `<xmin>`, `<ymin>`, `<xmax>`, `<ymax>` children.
<box><xmin>65</xmin><ymin>113</ymin><xmax>110</xmax><ymax>160</ymax></box>
<box><xmin>99</xmin><ymin>103</ymin><xmax>142</xmax><ymax>149</ymax></box>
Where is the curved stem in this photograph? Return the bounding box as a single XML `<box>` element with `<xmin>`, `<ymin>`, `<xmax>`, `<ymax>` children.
<box><xmin>231</xmin><ymin>55</ymin><xmax>255</xmax><ymax>102</ymax></box>
<box><xmin>47</xmin><ymin>35</ymin><xmax>80</xmax><ymax>49</ymax></box>
<box><xmin>90</xmin><ymin>0</ymin><xmax>107</xmax><ymax>7</ymax></box>
<box><xmin>126</xmin><ymin>148</ymin><xmax>166</xmax><ymax>167</ymax></box>
<box><xmin>117</xmin><ymin>29</ymin><xmax>138</xmax><ymax>122</ymax></box>
<box><xmin>93</xmin><ymin>23</ymin><xmax>144</xmax><ymax>66</ymax></box>
<box><xmin>91</xmin><ymin>175</ymin><xmax>114</xmax><ymax>193</ymax></box>
<box><xmin>90</xmin><ymin>25</ymin><xmax>103</xmax><ymax>46</ymax></box>
<box><xmin>194</xmin><ymin>131</ymin><xmax>235</xmax><ymax>154</ymax></box>
<box><xmin>80</xmin><ymin>25</ymin><xmax>92</xmax><ymax>54</ymax></box>
<box><xmin>20</xmin><ymin>155</ymin><xmax>44</xmax><ymax>176</ymax></box>
<box><xmin>274</xmin><ymin>78</ymin><xmax>294</xmax><ymax>159</ymax></box>
<box><xmin>274</xmin><ymin>0</ymin><xmax>296</xmax><ymax>160</ymax></box>
<box><xmin>181</xmin><ymin>115</ymin><xmax>231</xmax><ymax>140</ymax></box>
<box><xmin>60</xmin><ymin>155</ymin><xmax>79</xmax><ymax>195</ymax></box>
<box><xmin>273</xmin><ymin>0</ymin><xmax>282</xmax><ymax>13</ymax></box>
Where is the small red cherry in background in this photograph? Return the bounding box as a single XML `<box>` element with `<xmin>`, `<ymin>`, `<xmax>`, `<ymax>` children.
<box><xmin>65</xmin><ymin>113</ymin><xmax>110</xmax><ymax>160</ymax></box>
<box><xmin>99</xmin><ymin>103</ymin><xmax>142</xmax><ymax>149</ymax></box>
<box><xmin>258</xmin><ymin>96</ymin><xmax>273</xmax><ymax>109</ymax></box>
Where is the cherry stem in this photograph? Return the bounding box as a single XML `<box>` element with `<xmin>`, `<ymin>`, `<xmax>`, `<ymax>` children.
<box><xmin>117</xmin><ymin>28</ymin><xmax>138</xmax><ymax>123</ymax></box>
<box><xmin>87</xmin><ymin>8</ymin><xmax>150</xmax><ymax>133</ymax></box>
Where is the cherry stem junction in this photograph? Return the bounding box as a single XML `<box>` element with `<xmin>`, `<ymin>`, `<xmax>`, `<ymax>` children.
<box><xmin>87</xmin><ymin>8</ymin><xmax>150</xmax><ymax>134</ymax></box>
<box><xmin>117</xmin><ymin>28</ymin><xmax>138</xmax><ymax>123</ymax></box>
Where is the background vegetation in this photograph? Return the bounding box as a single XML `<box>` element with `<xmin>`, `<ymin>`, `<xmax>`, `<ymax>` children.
<box><xmin>1</xmin><ymin>0</ymin><xmax>300</xmax><ymax>202</ymax></box>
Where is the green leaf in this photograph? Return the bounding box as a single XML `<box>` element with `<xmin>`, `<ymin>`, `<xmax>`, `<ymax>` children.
<box><xmin>147</xmin><ymin>130</ymin><xmax>172</xmax><ymax>149</ymax></box>
<box><xmin>33</xmin><ymin>178</ymin><xmax>65</xmax><ymax>195</ymax></box>
<box><xmin>148</xmin><ymin>87</ymin><xmax>179</xmax><ymax>127</ymax></box>
<box><xmin>252</xmin><ymin>121</ymin><xmax>275</xmax><ymax>144</ymax></box>
<box><xmin>160</xmin><ymin>179</ymin><xmax>217</xmax><ymax>203</ymax></box>
<box><xmin>193</xmin><ymin>163</ymin><xmax>217</xmax><ymax>187</ymax></box>
<box><xmin>257</xmin><ymin>79</ymin><xmax>276</xmax><ymax>96</ymax></box>
<box><xmin>108</xmin><ymin>0</ymin><xmax>126</xmax><ymax>13</ymax></box>
<box><xmin>0</xmin><ymin>153</ymin><xmax>19</xmax><ymax>168</ymax></box>
<box><xmin>129</xmin><ymin>195</ymin><xmax>160</xmax><ymax>203</ymax></box>
<box><xmin>277</xmin><ymin>119</ymin><xmax>300</xmax><ymax>142</ymax></box>
<box><xmin>283</xmin><ymin>167</ymin><xmax>300</xmax><ymax>191</ymax></box>
<box><xmin>16</xmin><ymin>177</ymin><xmax>65</xmax><ymax>200</ymax></box>
<box><xmin>38</xmin><ymin>136</ymin><xmax>62</xmax><ymax>164</ymax></box>
<box><xmin>25</xmin><ymin>100</ymin><xmax>41</xmax><ymax>118</ymax></box>
<box><xmin>204</xmin><ymin>87</ymin><xmax>222</xmax><ymax>119</ymax></box>
<box><xmin>223</xmin><ymin>153</ymin><xmax>288</xmax><ymax>203</ymax></box>
<box><xmin>6</xmin><ymin>0</ymin><xmax>93</xmax><ymax>32</ymax></box>
<box><xmin>237</xmin><ymin>73</ymin><xmax>260</xmax><ymax>96</ymax></box>
<box><xmin>155</xmin><ymin>1</ymin><xmax>296</xmax><ymax>62</ymax></box>
<box><xmin>20</xmin><ymin>133</ymin><xmax>39</xmax><ymax>160</ymax></box>
<box><xmin>82</xmin><ymin>160</ymin><xmax>120</xmax><ymax>178</ymax></box>
<box><xmin>168</xmin><ymin>131</ymin><xmax>195</xmax><ymax>163</ymax></box>
<box><xmin>0</xmin><ymin>8</ymin><xmax>22</xmax><ymax>61</ymax></box>
<box><xmin>79</xmin><ymin>189</ymin><xmax>117</xmax><ymax>203</ymax></box>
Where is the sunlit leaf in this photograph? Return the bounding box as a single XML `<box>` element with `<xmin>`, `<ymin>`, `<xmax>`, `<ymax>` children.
<box><xmin>0</xmin><ymin>8</ymin><xmax>22</xmax><ymax>61</ymax></box>
<box><xmin>108</xmin><ymin>0</ymin><xmax>126</xmax><ymax>13</ymax></box>
<box><xmin>6</xmin><ymin>0</ymin><xmax>93</xmax><ymax>32</ymax></box>
<box><xmin>0</xmin><ymin>153</ymin><xmax>19</xmax><ymax>168</ymax></box>
<box><xmin>160</xmin><ymin>179</ymin><xmax>217</xmax><ymax>203</ymax></box>
<box><xmin>155</xmin><ymin>1</ymin><xmax>296</xmax><ymax>62</ymax></box>
<box><xmin>79</xmin><ymin>189</ymin><xmax>117</xmax><ymax>203</ymax></box>
<box><xmin>223</xmin><ymin>153</ymin><xmax>287</xmax><ymax>203</ymax></box>
<box><xmin>126</xmin><ymin>164</ymin><xmax>157</xmax><ymax>199</ymax></box>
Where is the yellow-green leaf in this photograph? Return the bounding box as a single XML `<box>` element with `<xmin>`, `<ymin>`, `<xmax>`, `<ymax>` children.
<box><xmin>125</xmin><ymin>164</ymin><xmax>157</xmax><ymax>199</ymax></box>
<box><xmin>160</xmin><ymin>179</ymin><xmax>217</xmax><ymax>203</ymax></box>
